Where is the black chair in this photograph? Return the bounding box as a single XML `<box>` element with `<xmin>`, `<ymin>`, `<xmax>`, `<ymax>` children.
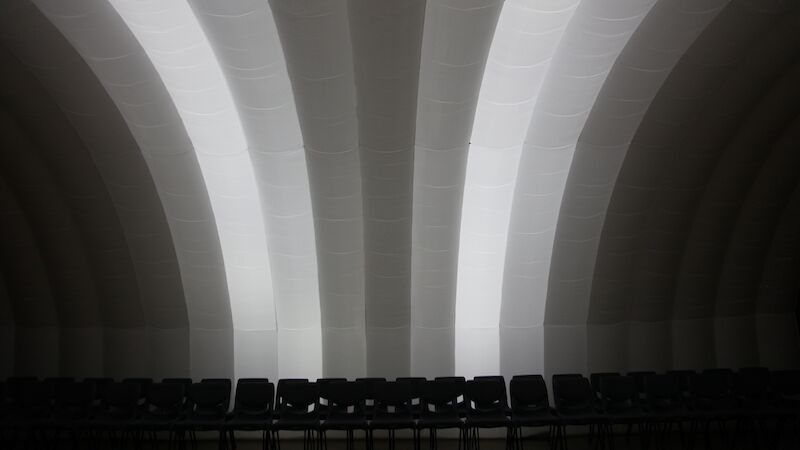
<box><xmin>686</xmin><ymin>371</ymin><xmax>737</xmax><ymax>448</ymax></box>
<box><xmin>396</xmin><ymin>377</ymin><xmax>426</xmax><ymax>419</ymax></box>
<box><xmin>94</xmin><ymin>381</ymin><xmax>142</xmax><ymax>447</ymax></box>
<box><xmin>509</xmin><ymin>375</ymin><xmax>559</xmax><ymax>450</ymax></box>
<box><xmin>84</xmin><ymin>377</ymin><xmax>113</xmax><ymax>408</ymax></box>
<box><xmin>163</xmin><ymin>377</ymin><xmax>193</xmax><ymax>411</ymax></box>
<box><xmin>369</xmin><ymin>381</ymin><xmax>417</xmax><ymax>450</ymax></box>
<box><xmin>4</xmin><ymin>379</ymin><xmax>53</xmax><ymax>448</ymax></box>
<box><xmin>597</xmin><ymin>375</ymin><xmax>646</xmax><ymax>448</ymax></box>
<box><xmin>50</xmin><ymin>381</ymin><xmax>96</xmax><ymax>447</ymax></box>
<box><xmin>273</xmin><ymin>379</ymin><xmax>319</xmax><ymax>450</ymax></box>
<box><xmin>180</xmin><ymin>381</ymin><xmax>231</xmax><ymax>450</ymax></box>
<box><xmin>418</xmin><ymin>379</ymin><xmax>465</xmax><ymax>450</ymax></box>
<box><xmin>435</xmin><ymin>376</ymin><xmax>467</xmax><ymax>417</ymax></box>
<box><xmin>770</xmin><ymin>369</ymin><xmax>800</xmax><ymax>445</ymax></box>
<box><xmin>552</xmin><ymin>374</ymin><xmax>608</xmax><ymax>450</ymax></box>
<box><xmin>317</xmin><ymin>378</ymin><xmax>347</xmax><ymax>421</ymax></box>
<box><xmin>356</xmin><ymin>377</ymin><xmax>386</xmax><ymax>420</ymax></box>
<box><xmin>226</xmin><ymin>378</ymin><xmax>274</xmax><ymax>450</ymax></box>
<box><xmin>319</xmin><ymin>381</ymin><xmax>368</xmax><ymax>450</ymax></box>
<box><xmin>123</xmin><ymin>377</ymin><xmax>153</xmax><ymax>409</ymax></box>
<box><xmin>464</xmin><ymin>377</ymin><xmax>511</xmax><ymax>450</ymax></box>
<box><xmin>645</xmin><ymin>373</ymin><xmax>689</xmax><ymax>449</ymax></box>
<box><xmin>137</xmin><ymin>381</ymin><xmax>186</xmax><ymax>447</ymax></box>
<box><xmin>627</xmin><ymin>371</ymin><xmax>656</xmax><ymax>399</ymax></box>
<box><xmin>590</xmin><ymin>373</ymin><xmax>619</xmax><ymax>399</ymax></box>
<box><xmin>665</xmin><ymin>370</ymin><xmax>695</xmax><ymax>397</ymax></box>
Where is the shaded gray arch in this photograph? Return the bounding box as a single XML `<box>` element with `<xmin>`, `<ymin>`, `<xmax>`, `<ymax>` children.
<box><xmin>0</xmin><ymin>109</ymin><xmax>104</xmax><ymax>376</ymax></box>
<box><xmin>757</xmin><ymin>184</ymin><xmax>800</xmax><ymax>368</ymax></box>
<box><xmin>412</xmin><ymin>0</ymin><xmax>503</xmax><ymax>378</ymax></box>
<box><xmin>0</xmin><ymin>274</ymin><xmax>15</xmax><ymax>377</ymax></box>
<box><xmin>0</xmin><ymin>51</ymin><xmax>154</xmax><ymax>377</ymax></box>
<box><xmin>672</xmin><ymin>62</ymin><xmax>800</xmax><ymax>368</ymax></box>
<box><xmin>585</xmin><ymin>3</ymin><xmax>800</xmax><ymax>373</ymax></box>
<box><xmin>0</xmin><ymin>3</ymin><xmax>191</xmax><ymax>379</ymax></box>
<box><xmin>269</xmin><ymin>0</ymin><xmax>361</xmax><ymax>378</ymax></box>
<box><xmin>349</xmin><ymin>0</ymin><xmax>426</xmax><ymax>378</ymax></box>
<box><xmin>25</xmin><ymin>0</ymin><xmax>232</xmax><ymax>378</ymax></box>
<box><xmin>0</xmin><ymin>179</ymin><xmax>59</xmax><ymax>376</ymax></box>
<box><xmin>714</xmin><ymin>116</ymin><xmax>800</xmax><ymax>367</ymax></box>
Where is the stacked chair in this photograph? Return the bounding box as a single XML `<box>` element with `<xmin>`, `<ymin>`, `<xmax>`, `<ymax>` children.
<box><xmin>0</xmin><ymin>368</ymin><xmax>798</xmax><ymax>450</ymax></box>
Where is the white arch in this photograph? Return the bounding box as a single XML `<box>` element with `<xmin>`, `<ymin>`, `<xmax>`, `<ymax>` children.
<box><xmin>456</xmin><ymin>0</ymin><xmax>580</xmax><ymax>379</ymax></box>
<box><xmin>189</xmin><ymin>0</ymin><xmax>321</xmax><ymax>379</ymax></box>
<box><xmin>411</xmin><ymin>0</ymin><xmax>503</xmax><ymax>378</ymax></box>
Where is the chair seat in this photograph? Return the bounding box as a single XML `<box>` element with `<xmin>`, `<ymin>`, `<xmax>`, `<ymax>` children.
<box><xmin>320</xmin><ymin>416</ymin><xmax>368</xmax><ymax>430</ymax></box>
<box><xmin>557</xmin><ymin>411</ymin><xmax>607</xmax><ymax>425</ymax></box>
<box><xmin>136</xmin><ymin>412</ymin><xmax>180</xmax><ymax>430</ymax></box>
<box><xmin>418</xmin><ymin>414</ymin><xmax>463</xmax><ymax>429</ymax></box>
<box><xmin>369</xmin><ymin>416</ymin><xmax>416</xmax><ymax>430</ymax></box>
<box><xmin>604</xmin><ymin>409</ymin><xmax>646</xmax><ymax>423</ymax></box>
<box><xmin>511</xmin><ymin>412</ymin><xmax>559</xmax><ymax>427</ymax></box>
<box><xmin>226</xmin><ymin>414</ymin><xmax>272</xmax><ymax>430</ymax></box>
<box><xmin>273</xmin><ymin>418</ymin><xmax>319</xmax><ymax>431</ymax></box>
<box><xmin>178</xmin><ymin>415</ymin><xmax>227</xmax><ymax>430</ymax></box>
<box><xmin>466</xmin><ymin>412</ymin><xmax>510</xmax><ymax>428</ymax></box>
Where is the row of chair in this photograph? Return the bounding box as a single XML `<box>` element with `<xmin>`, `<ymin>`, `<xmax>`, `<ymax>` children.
<box><xmin>1</xmin><ymin>369</ymin><xmax>799</xmax><ymax>450</ymax></box>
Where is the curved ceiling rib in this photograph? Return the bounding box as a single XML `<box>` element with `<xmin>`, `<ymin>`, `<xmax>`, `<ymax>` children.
<box><xmin>757</xmin><ymin>184</ymin><xmax>800</xmax><ymax>368</ymax></box>
<box><xmin>1</xmin><ymin>52</ymin><xmax>154</xmax><ymax>378</ymax></box>
<box><xmin>0</xmin><ymin>275</ymin><xmax>13</xmax><ymax>377</ymax></box>
<box><xmin>412</xmin><ymin>0</ymin><xmax>503</xmax><ymax>378</ymax></box>
<box><xmin>270</xmin><ymin>0</ymin><xmax>360</xmax><ymax>379</ymax></box>
<box><xmin>0</xmin><ymin>2</ymin><xmax>191</xmax><ymax>379</ymax></box>
<box><xmin>0</xmin><ymin>109</ymin><xmax>105</xmax><ymax>376</ymax></box>
<box><xmin>500</xmin><ymin>0</ymin><xmax>657</xmax><ymax>377</ymax></box>
<box><xmin>673</xmin><ymin>62</ymin><xmax>800</xmax><ymax>368</ymax></box>
<box><xmin>586</xmin><ymin>0</ymin><xmax>796</xmax><ymax>373</ymax></box>
<box><xmin>350</xmin><ymin>0</ymin><xmax>425</xmax><ymax>378</ymax></box>
<box><xmin>104</xmin><ymin>0</ymin><xmax>276</xmax><ymax>380</ymax></box>
<box><xmin>0</xmin><ymin>178</ymin><xmax>59</xmax><ymax>376</ymax></box>
<box><xmin>189</xmin><ymin>0</ymin><xmax>319</xmax><ymax>380</ymax></box>
<box><xmin>33</xmin><ymin>0</ymin><xmax>234</xmax><ymax>379</ymax></box>
<box><xmin>715</xmin><ymin>115</ymin><xmax>800</xmax><ymax>367</ymax></box>
<box><xmin>456</xmin><ymin>0</ymin><xmax>579</xmax><ymax>379</ymax></box>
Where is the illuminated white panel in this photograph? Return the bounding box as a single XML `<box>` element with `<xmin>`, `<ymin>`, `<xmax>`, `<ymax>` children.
<box><xmin>106</xmin><ymin>0</ymin><xmax>276</xmax><ymax>379</ymax></box>
<box><xmin>189</xmin><ymin>0</ymin><xmax>321</xmax><ymax>379</ymax></box>
<box><xmin>456</xmin><ymin>0</ymin><xmax>579</xmax><ymax>379</ymax></box>
<box><xmin>412</xmin><ymin>0</ymin><xmax>503</xmax><ymax>378</ymax></box>
<box><xmin>501</xmin><ymin>0</ymin><xmax>656</xmax><ymax>377</ymax></box>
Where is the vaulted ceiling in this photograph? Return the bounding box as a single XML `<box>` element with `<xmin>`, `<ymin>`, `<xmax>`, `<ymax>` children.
<box><xmin>0</xmin><ymin>0</ymin><xmax>798</xmax><ymax>380</ymax></box>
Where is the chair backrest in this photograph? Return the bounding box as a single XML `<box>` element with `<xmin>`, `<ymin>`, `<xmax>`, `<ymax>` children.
<box><xmin>590</xmin><ymin>373</ymin><xmax>619</xmax><ymax>396</ymax></box>
<box><xmin>373</xmin><ymin>381</ymin><xmax>413</xmax><ymax>414</ymax></box>
<box><xmin>771</xmin><ymin>370</ymin><xmax>800</xmax><ymax>397</ymax></box>
<box><xmin>276</xmin><ymin>379</ymin><xmax>318</xmax><ymax>418</ymax></box>
<box><xmin>84</xmin><ymin>377</ymin><xmax>113</xmax><ymax>403</ymax></box>
<box><xmin>434</xmin><ymin>376</ymin><xmax>466</xmax><ymax>409</ymax></box>
<box><xmin>356</xmin><ymin>377</ymin><xmax>385</xmax><ymax>402</ymax></box>
<box><xmin>146</xmin><ymin>382</ymin><xmax>186</xmax><ymax>414</ymax></box>
<box><xmin>691</xmin><ymin>371</ymin><xmax>731</xmax><ymax>397</ymax></box>
<box><xmin>162</xmin><ymin>378</ymin><xmax>193</xmax><ymax>407</ymax></box>
<box><xmin>645</xmin><ymin>373</ymin><xmax>684</xmax><ymax>411</ymax></box>
<box><xmin>55</xmin><ymin>381</ymin><xmax>95</xmax><ymax>412</ymax></box>
<box><xmin>626</xmin><ymin>371</ymin><xmax>656</xmax><ymax>395</ymax></box>
<box><xmin>510</xmin><ymin>375</ymin><xmax>550</xmax><ymax>415</ymax></box>
<box><xmin>731</xmin><ymin>368</ymin><xmax>770</xmax><ymax>398</ymax></box>
<box><xmin>323</xmin><ymin>381</ymin><xmax>366</xmax><ymax>417</ymax></box>
<box><xmin>123</xmin><ymin>377</ymin><xmax>153</xmax><ymax>403</ymax></box>
<box><xmin>421</xmin><ymin>379</ymin><xmax>460</xmax><ymax>415</ymax></box>
<box><xmin>234</xmin><ymin>379</ymin><xmax>274</xmax><ymax>416</ymax></box>
<box><xmin>552</xmin><ymin>375</ymin><xmax>595</xmax><ymax>415</ymax></box>
<box><xmin>104</xmin><ymin>382</ymin><xmax>141</xmax><ymax>416</ymax></box>
<box><xmin>190</xmin><ymin>381</ymin><xmax>230</xmax><ymax>416</ymax></box>
<box><xmin>466</xmin><ymin>377</ymin><xmax>507</xmax><ymax>415</ymax></box>
<box><xmin>665</xmin><ymin>370</ymin><xmax>695</xmax><ymax>394</ymax></box>
<box><xmin>598</xmin><ymin>375</ymin><xmax>638</xmax><ymax>412</ymax></box>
